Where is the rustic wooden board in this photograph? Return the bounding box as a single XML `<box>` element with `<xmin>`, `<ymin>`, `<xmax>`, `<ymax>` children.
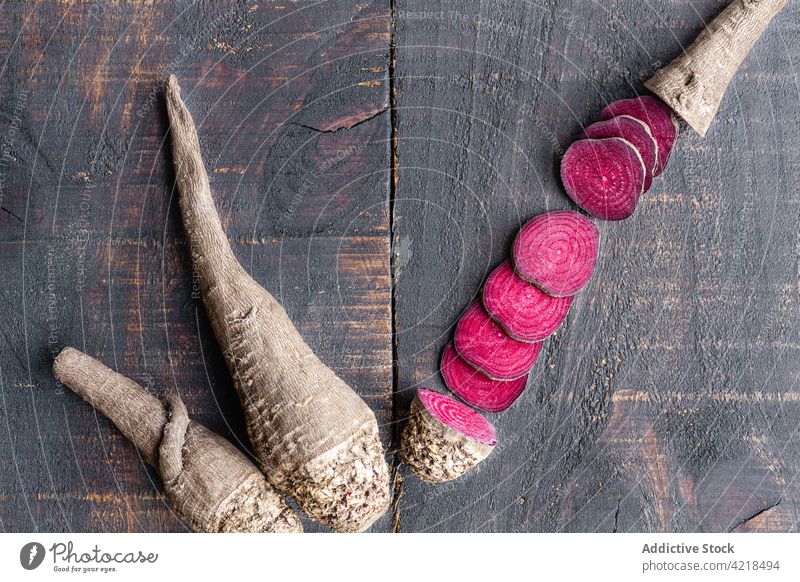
<box><xmin>0</xmin><ymin>0</ymin><xmax>392</xmax><ymax>533</ymax></box>
<box><xmin>1</xmin><ymin>0</ymin><xmax>799</xmax><ymax>533</ymax></box>
<box><xmin>391</xmin><ymin>0</ymin><xmax>800</xmax><ymax>532</ymax></box>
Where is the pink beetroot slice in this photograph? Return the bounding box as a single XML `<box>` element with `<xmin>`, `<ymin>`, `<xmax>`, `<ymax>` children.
<box><xmin>483</xmin><ymin>260</ymin><xmax>572</xmax><ymax>342</ymax></box>
<box><xmin>441</xmin><ymin>344</ymin><xmax>528</xmax><ymax>413</ymax></box>
<box><xmin>560</xmin><ymin>138</ymin><xmax>645</xmax><ymax>221</ymax></box>
<box><xmin>417</xmin><ymin>388</ymin><xmax>496</xmax><ymax>445</ymax></box>
<box><xmin>513</xmin><ymin>210</ymin><xmax>599</xmax><ymax>296</ymax></box>
<box><xmin>599</xmin><ymin>95</ymin><xmax>678</xmax><ymax>175</ymax></box>
<box><xmin>454</xmin><ymin>301</ymin><xmax>542</xmax><ymax>380</ymax></box>
<box><xmin>582</xmin><ymin>115</ymin><xmax>656</xmax><ymax>191</ymax></box>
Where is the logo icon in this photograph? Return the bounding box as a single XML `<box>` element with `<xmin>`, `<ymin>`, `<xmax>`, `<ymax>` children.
<box><xmin>20</xmin><ymin>542</ymin><xmax>46</xmax><ymax>570</ymax></box>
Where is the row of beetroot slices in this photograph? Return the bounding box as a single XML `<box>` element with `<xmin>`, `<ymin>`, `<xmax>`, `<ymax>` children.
<box><xmin>561</xmin><ymin>96</ymin><xmax>679</xmax><ymax>220</ymax></box>
<box><xmin>404</xmin><ymin>95</ymin><xmax>675</xmax><ymax>483</ymax></box>
<box><xmin>442</xmin><ymin>210</ymin><xmax>599</xmax><ymax>413</ymax></box>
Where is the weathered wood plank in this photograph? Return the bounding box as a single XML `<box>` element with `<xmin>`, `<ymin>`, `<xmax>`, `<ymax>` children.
<box><xmin>392</xmin><ymin>0</ymin><xmax>800</xmax><ymax>532</ymax></box>
<box><xmin>1</xmin><ymin>0</ymin><xmax>799</xmax><ymax>533</ymax></box>
<box><xmin>0</xmin><ymin>0</ymin><xmax>392</xmax><ymax>532</ymax></box>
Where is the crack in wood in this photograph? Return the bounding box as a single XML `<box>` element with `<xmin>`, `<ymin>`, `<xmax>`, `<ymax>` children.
<box><xmin>290</xmin><ymin>107</ymin><xmax>389</xmax><ymax>134</ymax></box>
<box><xmin>387</xmin><ymin>0</ymin><xmax>404</xmax><ymax>534</ymax></box>
<box><xmin>727</xmin><ymin>497</ymin><xmax>782</xmax><ymax>532</ymax></box>
<box><xmin>1</xmin><ymin>206</ymin><xmax>23</xmax><ymax>222</ymax></box>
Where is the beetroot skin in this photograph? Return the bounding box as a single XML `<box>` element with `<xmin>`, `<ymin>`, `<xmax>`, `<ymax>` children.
<box><xmin>483</xmin><ymin>260</ymin><xmax>572</xmax><ymax>342</ymax></box>
<box><xmin>513</xmin><ymin>210</ymin><xmax>600</xmax><ymax>297</ymax></box>
<box><xmin>454</xmin><ymin>301</ymin><xmax>543</xmax><ymax>380</ymax></box>
<box><xmin>599</xmin><ymin>95</ymin><xmax>679</xmax><ymax>175</ymax></box>
<box><xmin>582</xmin><ymin>115</ymin><xmax>657</xmax><ymax>191</ymax></box>
<box><xmin>441</xmin><ymin>344</ymin><xmax>528</xmax><ymax>413</ymax></box>
<box><xmin>560</xmin><ymin>137</ymin><xmax>645</xmax><ymax>221</ymax></box>
<box><xmin>417</xmin><ymin>388</ymin><xmax>497</xmax><ymax>445</ymax></box>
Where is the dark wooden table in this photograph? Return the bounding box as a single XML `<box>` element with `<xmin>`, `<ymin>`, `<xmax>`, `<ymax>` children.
<box><xmin>1</xmin><ymin>0</ymin><xmax>798</xmax><ymax>533</ymax></box>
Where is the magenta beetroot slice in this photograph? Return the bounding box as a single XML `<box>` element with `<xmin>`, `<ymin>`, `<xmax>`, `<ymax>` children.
<box><xmin>599</xmin><ymin>95</ymin><xmax>679</xmax><ymax>176</ymax></box>
<box><xmin>454</xmin><ymin>301</ymin><xmax>542</xmax><ymax>380</ymax></box>
<box><xmin>582</xmin><ymin>116</ymin><xmax>656</xmax><ymax>191</ymax></box>
<box><xmin>417</xmin><ymin>387</ymin><xmax>497</xmax><ymax>445</ymax></box>
<box><xmin>441</xmin><ymin>344</ymin><xmax>528</xmax><ymax>413</ymax></box>
<box><xmin>560</xmin><ymin>138</ymin><xmax>645</xmax><ymax>221</ymax></box>
<box><xmin>513</xmin><ymin>210</ymin><xmax>599</xmax><ymax>296</ymax></box>
<box><xmin>483</xmin><ymin>260</ymin><xmax>572</xmax><ymax>342</ymax></box>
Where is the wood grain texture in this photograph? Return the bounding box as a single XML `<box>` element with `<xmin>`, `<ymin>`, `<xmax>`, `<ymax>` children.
<box><xmin>0</xmin><ymin>0</ymin><xmax>392</xmax><ymax>533</ymax></box>
<box><xmin>391</xmin><ymin>0</ymin><xmax>800</xmax><ymax>532</ymax></box>
<box><xmin>1</xmin><ymin>0</ymin><xmax>799</xmax><ymax>533</ymax></box>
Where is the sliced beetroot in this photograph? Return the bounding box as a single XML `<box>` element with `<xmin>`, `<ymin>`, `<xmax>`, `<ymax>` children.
<box><xmin>417</xmin><ymin>387</ymin><xmax>497</xmax><ymax>445</ymax></box>
<box><xmin>482</xmin><ymin>260</ymin><xmax>572</xmax><ymax>342</ymax></box>
<box><xmin>582</xmin><ymin>115</ymin><xmax>656</xmax><ymax>191</ymax></box>
<box><xmin>441</xmin><ymin>344</ymin><xmax>528</xmax><ymax>413</ymax></box>
<box><xmin>401</xmin><ymin>388</ymin><xmax>496</xmax><ymax>482</ymax></box>
<box><xmin>513</xmin><ymin>210</ymin><xmax>600</xmax><ymax>296</ymax></box>
<box><xmin>454</xmin><ymin>301</ymin><xmax>542</xmax><ymax>380</ymax></box>
<box><xmin>599</xmin><ymin>95</ymin><xmax>679</xmax><ymax>175</ymax></box>
<box><xmin>560</xmin><ymin>138</ymin><xmax>645</xmax><ymax>221</ymax></box>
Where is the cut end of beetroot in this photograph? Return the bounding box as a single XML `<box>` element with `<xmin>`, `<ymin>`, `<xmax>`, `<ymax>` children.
<box><xmin>454</xmin><ymin>301</ymin><xmax>543</xmax><ymax>380</ymax></box>
<box><xmin>417</xmin><ymin>388</ymin><xmax>497</xmax><ymax>445</ymax></box>
<box><xmin>441</xmin><ymin>344</ymin><xmax>528</xmax><ymax>413</ymax></box>
<box><xmin>582</xmin><ymin>115</ymin><xmax>656</xmax><ymax>191</ymax></box>
<box><xmin>560</xmin><ymin>138</ymin><xmax>645</xmax><ymax>221</ymax></box>
<box><xmin>483</xmin><ymin>260</ymin><xmax>572</xmax><ymax>342</ymax></box>
<box><xmin>401</xmin><ymin>389</ymin><xmax>496</xmax><ymax>483</ymax></box>
<box><xmin>513</xmin><ymin>211</ymin><xmax>599</xmax><ymax>296</ymax></box>
<box><xmin>599</xmin><ymin>95</ymin><xmax>678</xmax><ymax>176</ymax></box>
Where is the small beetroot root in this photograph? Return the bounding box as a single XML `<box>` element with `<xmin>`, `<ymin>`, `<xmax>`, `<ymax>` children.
<box><xmin>582</xmin><ymin>116</ymin><xmax>657</xmax><ymax>191</ymax></box>
<box><xmin>646</xmin><ymin>0</ymin><xmax>789</xmax><ymax>137</ymax></box>
<box><xmin>560</xmin><ymin>138</ymin><xmax>645</xmax><ymax>221</ymax></box>
<box><xmin>454</xmin><ymin>301</ymin><xmax>543</xmax><ymax>380</ymax></box>
<box><xmin>53</xmin><ymin>348</ymin><xmax>302</xmax><ymax>533</ymax></box>
<box><xmin>401</xmin><ymin>388</ymin><xmax>497</xmax><ymax>483</ymax></box>
<box><xmin>441</xmin><ymin>344</ymin><xmax>528</xmax><ymax>413</ymax></box>
<box><xmin>513</xmin><ymin>210</ymin><xmax>600</xmax><ymax>296</ymax></box>
<box><xmin>599</xmin><ymin>96</ymin><xmax>678</xmax><ymax>175</ymax></box>
<box><xmin>483</xmin><ymin>260</ymin><xmax>573</xmax><ymax>342</ymax></box>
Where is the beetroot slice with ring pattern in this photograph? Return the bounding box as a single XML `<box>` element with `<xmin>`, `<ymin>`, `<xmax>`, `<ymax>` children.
<box><xmin>560</xmin><ymin>138</ymin><xmax>645</xmax><ymax>221</ymax></box>
<box><xmin>599</xmin><ymin>95</ymin><xmax>679</xmax><ymax>176</ymax></box>
<box><xmin>417</xmin><ymin>388</ymin><xmax>497</xmax><ymax>445</ymax></box>
<box><xmin>482</xmin><ymin>260</ymin><xmax>573</xmax><ymax>342</ymax></box>
<box><xmin>513</xmin><ymin>210</ymin><xmax>600</xmax><ymax>297</ymax></box>
<box><xmin>441</xmin><ymin>344</ymin><xmax>528</xmax><ymax>413</ymax></box>
<box><xmin>454</xmin><ymin>301</ymin><xmax>542</xmax><ymax>380</ymax></box>
<box><xmin>582</xmin><ymin>115</ymin><xmax>657</xmax><ymax>191</ymax></box>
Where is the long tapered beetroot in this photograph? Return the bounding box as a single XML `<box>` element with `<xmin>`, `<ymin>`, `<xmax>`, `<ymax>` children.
<box><xmin>599</xmin><ymin>95</ymin><xmax>678</xmax><ymax>175</ymax></box>
<box><xmin>53</xmin><ymin>348</ymin><xmax>303</xmax><ymax>533</ymax></box>
<box><xmin>645</xmin><ymin>0</ymin><xmax>789</xmax><ymax>137</ymax></box>
<box><xmin>582</xmin><ymin>116</ymin><xmax>657</xmax><ymax>191</ymax></box>
<box><xmin>513</xmin><ymin>210</ymin><xmax>600</xmax><ymax>296</ymax></box>
<box><xmin>454</xmin><ymin>301</ymin><xmax>542</xmax><ymax>380</ymax></box>
<box><xmin>560</xmin><ymin>138</ymin><xmax>645</xmax><ymax>221</ymax></box>
<box><xmin>483</xmin><ymin>260</ymin><xmax>572</xmax><ymax>342</ymax></box>
<box><xmin>441</xmin><ymin>344</ymin><xmax>528</xmax><ymax>413</ymax></box>
<box><xmin>401</xmin><ymin>388</ymin><xmax>496</xmax><ymax>483</ymax></box>
<box><xmin>165</xmin><ymin>76</ymin><xmax>389</xmax><ymax>532</ymax></box>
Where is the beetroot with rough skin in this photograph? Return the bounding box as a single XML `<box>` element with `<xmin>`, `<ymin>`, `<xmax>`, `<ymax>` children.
<box><xmin>582</xmin><ymin>115</ymin><xmax>657</xmax><ymax>191</ymax></box>
<box><xmin>454</xmin><ymin>301</ymin><xmax>543</xmax><ymax>380</ymax></box>
<box><xmin>513</xmin><ymin>210</ymin><xmax>600</xmax><ymax>296</ymax></box>
<box><xmin>441</xmin><ymin>344</ymin><xmax>528</xmax><ymax>413</ymax></box>
<box><xmin>400</xmin><ymin>388</ymin><xmax>496</xmax><ymax>483</ymax></box>
<box><xmin>560</xmin><ymin>138</ymin><xmax>645</xmax><ymax>221</ymax></box>
<box><xmin>417</xmin><ymin>387</ymin><xmax>497</xmax><ymax>445</ymax></box>
<box><xmin>599</xmin><ymin>95</ymin><xmax>679</xmax><ymax>175</ymax></box>
<box><xmin>483</xmin><ymin>260</ymin><xmax>572</xmax><ymax>342</ymax></box>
